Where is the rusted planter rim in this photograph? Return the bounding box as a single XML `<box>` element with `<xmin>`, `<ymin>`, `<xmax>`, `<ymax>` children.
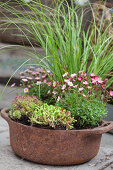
<box><xmin>1</xmin><ymin>107</ymin><xmax>113</xmax><ymax>135</ymax></box>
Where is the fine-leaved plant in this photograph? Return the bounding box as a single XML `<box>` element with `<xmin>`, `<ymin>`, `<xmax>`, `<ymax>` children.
<box><xmin>0</xmin><ymin>0</ymin><xmax>112</xmax><ymax>86</ymax></box>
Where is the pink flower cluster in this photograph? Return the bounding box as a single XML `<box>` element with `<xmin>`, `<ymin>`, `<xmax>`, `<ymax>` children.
<box><xmin>11</xmin><ymin>68</ymin><xmax>113</xmax><ymax>103</ymax></box>
<box><xmin>110</xmin><ymin>91</ymin><xmax>113</xmax><ymax>97</ymax></box>
<box><xmin>12</xmin><ymin>67</ymin><xmax>53</xmax><ymax>94</ymax></box>
<box><xmin>54</xmin><ymin>71</ymin><xmax>113</xmax><ymax>103</ymax></box>
<box><xmin>90</xmin><ymin>73</ymin><xmax>104</xmax><ymax>84</ymax></box>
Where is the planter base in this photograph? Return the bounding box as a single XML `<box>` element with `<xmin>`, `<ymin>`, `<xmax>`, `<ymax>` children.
<box><xmin>1</xmin><ymin>108</ymin><xmax>113</xmax><ymax>165</ymax></box>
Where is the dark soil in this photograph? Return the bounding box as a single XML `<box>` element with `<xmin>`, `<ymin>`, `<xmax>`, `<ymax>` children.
<box><xmin>14</xmin><ymin>115</ymin><xmax>31</xmax><ymax>126</ymax></box>
<box><xmin>11</xmin><ymin>115</ymin><xmax>103</xmax><ymax>130</ymax></box>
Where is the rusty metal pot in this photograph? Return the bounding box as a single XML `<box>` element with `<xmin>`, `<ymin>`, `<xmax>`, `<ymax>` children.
<box><xmin>1</xmin><ymin>108</ymin><xmax>113</xmax><ymax>165</ymax></box>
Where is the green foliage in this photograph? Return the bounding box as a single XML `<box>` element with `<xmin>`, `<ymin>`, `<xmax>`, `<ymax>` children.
<box><xmin>19</xmin><ymin>67</ymin><xmax>56</xmax><ymax>104</ymax></box>
<box><xmin>9</xmin><ymin>110</ymin><xmax>21</xmax><ymax>119</ymax></box>
<box><xmin>30</xmin><ymin>103</ymin><xmax>75</xmax><ymax>130</ymax></box>
<box><xmin>9</xmin><ymin>95</ymin><xmax>43</xmax><ymax>119</ymax></box>
<box><xmin>28</xmin><ymin>83</ymin><xmax>54</xmax><ymax>104</ymax></box>
<box><xmin>9</xmin><ymin>95</ymin><xmax>74</xmax><ymax>130</ymax></box>
<box><xmin>1</xmin><ymin>0</ymin><xmax>113</xmax><ymax>86</ymax></box>
<box><xmin>56</xmin><ymin>93</ymin><xmax>107</xmax><ymax>127</ymax></box>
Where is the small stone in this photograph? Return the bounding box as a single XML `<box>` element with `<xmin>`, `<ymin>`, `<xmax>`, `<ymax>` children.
<box><xmin>106</xmin><ymin>157</ymin><xmax>110</xmax><ymax>160</ymax></box>
<box><xmin>88</xmin><ymin>164</ymin><xmax>96</xmax><ymax>167</ymax></box>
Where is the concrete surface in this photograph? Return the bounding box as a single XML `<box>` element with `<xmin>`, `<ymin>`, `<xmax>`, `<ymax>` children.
<box><xmin>0</xmin><ymin>85</ymin><xmax>113</xmax><ymax>170</ymax></box>
<box><xmin>0</xmin><ymin>85</ymin><xmax>21</xmax><ymax>109</ymax></box>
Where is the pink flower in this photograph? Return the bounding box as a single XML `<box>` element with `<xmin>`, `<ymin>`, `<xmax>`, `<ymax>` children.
<box><xmin>78</xmin><ymin>71</ymin><xmax>83</xmax><ymax>74</ymax></box>
<box><xmin>20</xmin><ymin>76</ymin><xmax>25</xmax><ymax>79</ymax></box>
<box><xmin>72</xmin><ymin>78</ymin><xmax>76</xmax><ymax>82</ymax></box>
<box><xmin>11</xmin><ymin>83</ymin><xmax>15</xmax><ymax>88</ymax></box>
<box><xmin>98</xmin><ymin>80</ymin><xmax>104</xmax><ymax>84</ymax></box>
<box><xmin>62</xmin><ymin>72</ymin><xmax>69</xmax><ymax>78</ymax></box>
<box><xmin>26</xmin><ymin>77</ymin><xmax>33</xmax><ymax>80</ymax></box>
<box><xmin>79</xmin><ymin>88</ymin><xmax>84</xmax><ymax>91</ymax></box>
<box><xmin>53</xmin><ymin>81</ymin><xmax>57</xmax><ymax>87</ymax></box>
<box><xmin>87</xmin><ymin>86</ymin><xmax>92</xmax><ymax>89</ymax></box>
<box><xmin>28</xmin><ymin>85</ymin><xmax>32</xmax><ymax>88</ymax></box>
<box><xmin>67</xmin><ymin>81</ymin><xmax>73</xmax><ymax>87</ymax></box>
<box><xmin>48</xmin><ymin>82</ymin><xmax>51</xmax><ymax>86</ymax></box>
<box><xmin>27</xmin><ymin>70</ymin><xmax>32</xmax><ymax>74</ymax></box>
<box><xmin>57</xmin><ymin>96</ymin><xmax>61</xmax><ymax>102</ymax></box>
<box><xmin>95</xmin><ymin>77</ymin><xmax>103</xmax><ymax>84</ymax></box>
<box><xmin>83</xmin><ymin>81</ymin><xmax>89</xmax><ymax>85</ymax></box>
<box><xmin>84</xmin><ymin>73</ymin><xmax>87</xmax><ymax>77</ymax></box>
<box><xmin>92</xmin><ymin>77</ymin><xmax>104</xmax><ymax>84</ymax></box>
<box><xmin>73</xmin><ymin>85</ymin><xmax>78</xmax><ymax>88</ymax></box>
<box><xmin>110</xmin><ymin>91</ymin><xmax>113</xmax><ymax>97</ymax></box>
<box><xmin>32</xmin><ymin>72</ymin><xmax>36</xmax><ymax>76</ymax></box>
<box><xmin>36</xmin><ymin>81</ymin><xmax>41</xmax><ymax>85</ymax></box>
<box><xmin>90</xmin><ymin>73</ymin><xmax>97</xmax><ymax>77</ymax></box>
<box><xmin>61</xmin><ymin>84</ymin><xmax>66</xmax><ymax>90</ymax></box>
<box><xmin>24</xmin><ymin>88</ymin><xmax>29</xmax><ymax>93</ymax></box>
<box><xmin>22</xmin><ymin>79</ymin><xmax>28</xmax><ymax>82</ymax></box>
<box><xmin>91</xmin><ymin>78</ymin><xmax>97</xmax><ymax>84</ymax></box>
<box><xmin>43</xmin><ymin>79</ymin><xmax>47</xmax><ymax>83</ymax></box>
<box><xmin>78</xmin><ymin>77</ymin><xmax>81</xmax><ymax>81</ymax></box>
<box><xmin>35</xmin><ymin>77</ymin><xmax>40</xmax><ymax>80</ymax></box>
<box><xmin>42</xmin><ymin>75</ymin><xmax>46</xmax><ymax>79</ymax></box>
<box><xmin>71</xmin><ymin>73</ymin><xmax>77</xmax><ymax>78</ymax></box>
<box><xmin>104</xmin><ymin>78</ymin><xmax>108</xmax><ymax>82</ymax></box>
<box><xmin>64</xmin><ymin>79</ymin><xmax>70</xmax><ymax>83</ymax></box>
<box><xmin>52</xmin><ymin>91</ymin><xmax>57</xmax><ymax>95</ymax></box>
<box><xmin>41</xmin><ymin>70</ymin><xmax>46</xmax><ymax>74</ymax></box>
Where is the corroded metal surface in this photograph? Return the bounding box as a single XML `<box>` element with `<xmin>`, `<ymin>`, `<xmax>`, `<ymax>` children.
<box><xmin>1</xmin><ymin>108</ymin><xmax>113</xmax><ymax>165</ymax></box>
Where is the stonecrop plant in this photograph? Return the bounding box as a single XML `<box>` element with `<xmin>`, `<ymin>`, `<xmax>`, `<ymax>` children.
<box><xmin>30</xmin><ymin>103</ymin><xmax>75</xmax><ymax>130</ymax></box>
<box><xmin>9</xmin><ymin>95</ymin><xmax>74</xmax><ymax>130</ymax></box>
<box><xmin>9</xmin><ymin>95</ymin><xmax>43</xmax><ymax>120</ymax></box>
